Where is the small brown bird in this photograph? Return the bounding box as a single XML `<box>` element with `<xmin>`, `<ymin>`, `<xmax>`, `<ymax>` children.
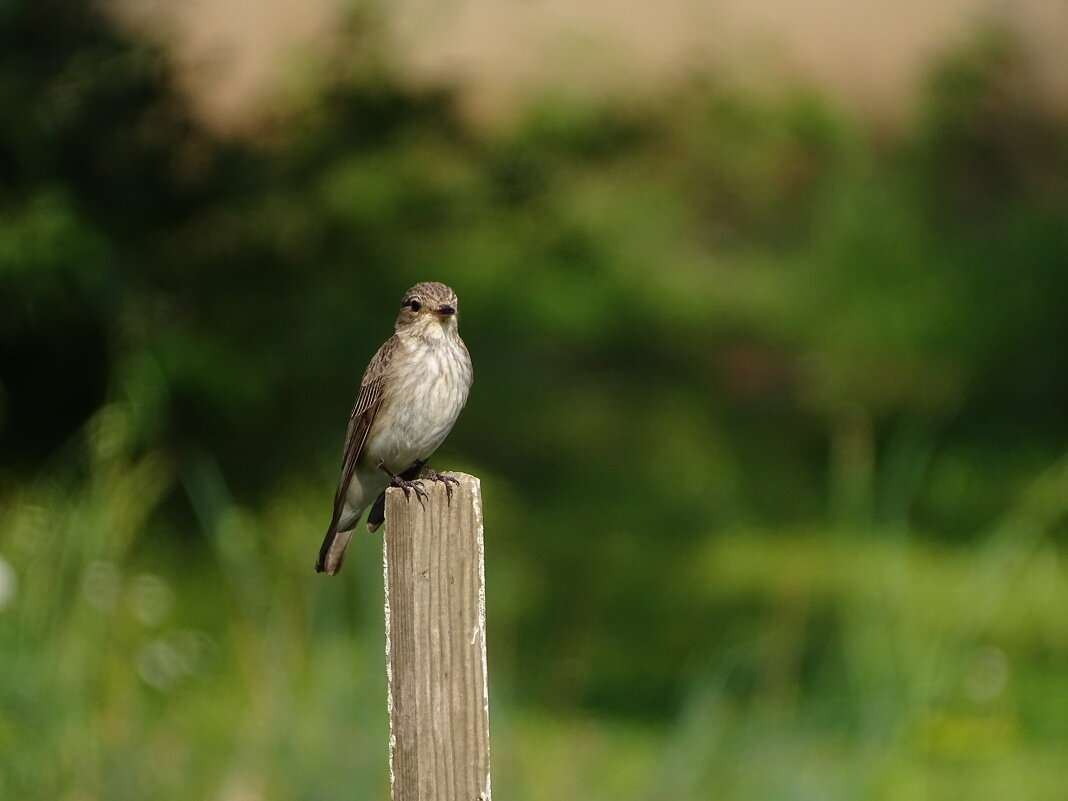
<box><xmin>315</xmin><ymin>282</ymin><xmax>473</xmax><ymax>575</ymax></box>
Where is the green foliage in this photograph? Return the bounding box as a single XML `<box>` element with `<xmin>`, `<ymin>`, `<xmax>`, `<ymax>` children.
<box><xmin>4</xmin><ymin>406</ymin><xmax>1068</xmax><ymax>800</ymax></box>
<box><xmin>2</xmin><ymin>2</ymin><xmax>1068</xmax><ymax>797</ymax></box>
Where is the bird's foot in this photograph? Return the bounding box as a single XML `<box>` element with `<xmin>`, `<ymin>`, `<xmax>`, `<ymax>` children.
<box><xmin>420</xmin><ymin>466</ymin><xmax>460</xmax><ymax>502</ymax></box>
<box><xmin>377</xmin><ymin>463</ymin><xmax>428</xmax><ymax>503</ymax></box>
<box><xmin>392</xmin><ymin>476</ymin><xmax>428</xmax><ymax>503</ymax></box>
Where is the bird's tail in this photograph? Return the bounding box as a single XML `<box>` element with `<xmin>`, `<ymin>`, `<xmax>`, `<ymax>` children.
<box><xmin>315</xmin><ymin>525</ymin><xmax>354</xmax><ymax>575</ymax></box>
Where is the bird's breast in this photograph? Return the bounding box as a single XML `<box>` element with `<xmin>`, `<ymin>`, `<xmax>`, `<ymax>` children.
<box><xmin>365</xmin><ymin>335</ymin><xmax>472</xmax><ymax>470</ymax></box>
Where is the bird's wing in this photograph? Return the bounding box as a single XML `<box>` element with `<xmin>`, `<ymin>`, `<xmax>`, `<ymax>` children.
<box><xmin>327</xmin><ymin>336</ymin><xmax>396</xmax><ymax>533</ymax></box>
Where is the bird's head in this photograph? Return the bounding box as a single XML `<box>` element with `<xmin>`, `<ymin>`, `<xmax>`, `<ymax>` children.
<box><xmin>395</xmin><ymin>281</ymin><xmax>461</xmax><ymax>338</ymax></box>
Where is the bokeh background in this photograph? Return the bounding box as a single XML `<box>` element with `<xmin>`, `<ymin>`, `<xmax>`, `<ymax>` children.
<box><xmin>3</xmin><ymin>0</ymin><xmax>1068</xmax><ymax>798</ymax></box>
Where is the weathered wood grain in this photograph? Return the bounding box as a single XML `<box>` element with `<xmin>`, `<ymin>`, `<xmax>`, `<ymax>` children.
<box><xmin>383</xmin><ymin>472</ymin><xmax>491</xmax><ymax>801</ymax></box>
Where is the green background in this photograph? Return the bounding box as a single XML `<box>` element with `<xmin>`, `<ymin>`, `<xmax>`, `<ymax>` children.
<box><xmin>2</xmin><ymin>2</ymin><xmax>1068</xmax><ymax>798</ymax></box>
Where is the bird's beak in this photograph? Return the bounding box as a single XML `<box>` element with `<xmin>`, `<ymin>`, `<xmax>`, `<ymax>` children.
<box><xmin>434</xmin><ymin>304</ymin><xmax>456</xmax><ymax>316</ymax></box>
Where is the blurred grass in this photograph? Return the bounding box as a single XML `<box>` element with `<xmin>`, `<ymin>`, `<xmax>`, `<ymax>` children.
<box><xmin>2</xmin><ymin>403</ymin><xmax>1067</xmax><ymax>799</ymax></box>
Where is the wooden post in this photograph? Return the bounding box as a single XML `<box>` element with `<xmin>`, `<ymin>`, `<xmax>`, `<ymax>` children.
<box><xmin>383</xmin><ymin>472</ymin><xmax>492</xmax><ymax>801</ymax></box>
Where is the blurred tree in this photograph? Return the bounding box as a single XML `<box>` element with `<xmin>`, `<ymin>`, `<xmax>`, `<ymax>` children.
<box><xmin>2</xmin><ymin>0</ymin><xmax>1067</xmax><ymax>723</ymax></box>
<box><xmin>0</xmin><ymin>0</ymin><xmax>221</xmax><ymax>463</ymax></box>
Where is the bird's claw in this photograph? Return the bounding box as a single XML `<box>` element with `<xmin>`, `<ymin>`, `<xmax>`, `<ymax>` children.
<box><xmin>392</xmin><ymin>476</ymin><xmax>428</xmax><ymax>504</ymax></box>
<box><xmin>420</xmin><ymin>468</ymin><xmax>460</xmax><ymax>502</ymax></box>
<box><xmin>378</xmin><ymin>461</ymin><xmax>428</xmax><ymax>504</ymax></box>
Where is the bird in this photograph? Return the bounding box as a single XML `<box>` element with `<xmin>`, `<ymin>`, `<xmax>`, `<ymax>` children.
<box><xmin>315</xmin><ymin>282</ymin><xmax>473</xmax><ymax>575</ymax></box>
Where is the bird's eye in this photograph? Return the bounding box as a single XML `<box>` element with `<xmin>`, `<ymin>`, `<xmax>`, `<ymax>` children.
<box><xmin>408</xmin><ymin>300</ymin><xmax>422</xmax><ymax>312</ymax></box>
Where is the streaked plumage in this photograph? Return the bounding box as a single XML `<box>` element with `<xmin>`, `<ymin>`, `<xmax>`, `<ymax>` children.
<box><xmin>316</xmin><ymin>282</ymin><xmax>472</xmax><ymax>575</ymax></box>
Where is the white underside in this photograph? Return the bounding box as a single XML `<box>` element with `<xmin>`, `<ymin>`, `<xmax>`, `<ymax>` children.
<box><xmin>339</xmin><ymin>327</ymin><xmax>471</xmax><ymax>531</ymax></box>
